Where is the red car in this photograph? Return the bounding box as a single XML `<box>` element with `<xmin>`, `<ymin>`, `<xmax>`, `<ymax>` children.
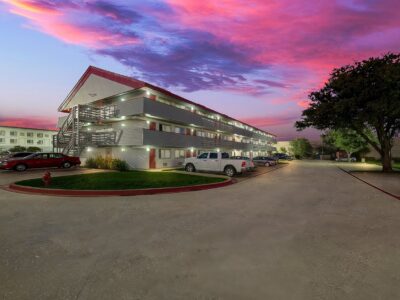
<box><xmin>0</xmin><ymin>153</ymin><xmax>81</xmax><ymax>171</ymax></box>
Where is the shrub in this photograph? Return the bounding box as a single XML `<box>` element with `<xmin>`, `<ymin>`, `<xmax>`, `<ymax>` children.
<box><xmin>111</xmin><ymin>159</ymin><xmax>129</xmax><ymax>171</ymax></box>
<box><xmin>85</xmin><ymin>157</ymin><xmax>98</xmax><ymax>168</ymax></box>
<box><xmin>26</xmin><ymin>146</ymin><xmax>42</xmax><ymax>152</ymax></box>
<box><xmin>9</xmin><ymin>146</ymin><xmax>26</xmax><ymax>152</ymax></box>
<box><xmin>85</xmin><ymin>155</ymin><xmax>129</xmax><ymax>171</ymax></box>
<box><xmin>97</xmin><ymin>155</ymin><xmax>113</xmax><ymax>169</ymax></box>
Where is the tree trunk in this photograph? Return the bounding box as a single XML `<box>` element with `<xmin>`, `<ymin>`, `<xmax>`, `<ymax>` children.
<box><xmin>381</xmin><ymin>139</ymin><xmax>393</xmax><ymax>172</ymax></box>
<box><xmin>347</xmin><ymin>152</ymin><xmax>352</xmax><ymax>162</ymax></box>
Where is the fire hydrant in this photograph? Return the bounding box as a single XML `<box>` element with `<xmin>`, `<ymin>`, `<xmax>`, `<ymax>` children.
<box><xmin>42</xmin><ymin>171</ymin><xmax>52</xmax><ymax>187</ymax></box>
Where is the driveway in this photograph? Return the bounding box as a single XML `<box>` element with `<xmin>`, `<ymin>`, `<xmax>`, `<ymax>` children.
<box><xmin>1</xmin><ymin>161</ymin><xmax>400</xmax><ymax>299</ymax></box>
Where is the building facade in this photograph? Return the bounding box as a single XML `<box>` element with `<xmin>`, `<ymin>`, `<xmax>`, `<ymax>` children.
<box><xmin>366</xmin><ymin>137</ymin><xmax>400</xmax><ymax>159</ymax></box>
<box><xmin>0</xmin><ymin>126</ymin><xmax>56</xmax><ymax>152</ymax></box>
<box><xmin>54</xmin><ymin>66</ymin><xmax>276</xmax><ymax>169</ymax></box>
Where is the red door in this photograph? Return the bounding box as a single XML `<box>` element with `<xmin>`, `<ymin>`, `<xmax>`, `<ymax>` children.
<box><xmin>149</xmin><ymin>148</ymin><xmax>156</xmax><ymax>169</ymax></box>
<box><xmin>149</xmin><ymin>122</ymin><xmax>156</xmax><ymax>131</ymax></box>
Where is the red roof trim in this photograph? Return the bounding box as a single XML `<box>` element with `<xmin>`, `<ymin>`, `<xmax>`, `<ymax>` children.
<box><xmin>59</xmin><ymin>66</ymin><xmax>276</xmax><ymax>137</ymax></box>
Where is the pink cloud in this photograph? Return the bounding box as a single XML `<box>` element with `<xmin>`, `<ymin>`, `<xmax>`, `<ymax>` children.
<box><xmin>5</xmin><ymin>0</ymin><xmax>139</xmax><ymax>48</ymax></box>
<box><xmin>0</xmin><ymin>116</ymin><xmax>57</xmax><ymax>130</ymax></box>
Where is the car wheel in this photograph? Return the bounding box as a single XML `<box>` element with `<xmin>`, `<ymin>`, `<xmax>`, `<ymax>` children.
<box><xmin>224</xmin><ymin>166</ymin><xmax>236</xmax><ymax>177</ymax></box>
<box><xmin>264</xmin><ymin>162</ymin><xmax>270</xmax><ymax>167</ymax></box>
<box><xmin>62</xmin><ymin>161</ymin><xmax>72</xmax><ymax>169</ymax></box>
<box><xmin>15</xmin><ymin>164</ymin><xmax>27</xmax><ymax>172</ymax></box>
<box><xmin>185</xmin><ymin>163</ymin><xmax>195</xmax><ymax>172</ymax></box>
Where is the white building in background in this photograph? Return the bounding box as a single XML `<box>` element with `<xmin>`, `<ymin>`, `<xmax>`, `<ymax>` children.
<box><xmin>0</xmin><ymin>126</ymin><xmax>57</xmax><ymax>152</ymax></box>
<box><xmin>276</xmin><ymin>141</ymin><xmax>293</xmax><ymax>155</ymax></box>
<box><xmin>53</xmin><ymin>66</ymin><xmax>277</xmax><ymax>169</ymax></box>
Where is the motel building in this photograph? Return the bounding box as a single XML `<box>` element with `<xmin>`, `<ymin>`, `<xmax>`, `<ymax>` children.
<box><xmin>0</xmin><ymin>125</ymin><xmax>56</xmax><ymax>153</ymax></box>
<box><xmin>53</xmin><ymin>66</ymin><xmax>277</xmax><ymax>169</ymax></box>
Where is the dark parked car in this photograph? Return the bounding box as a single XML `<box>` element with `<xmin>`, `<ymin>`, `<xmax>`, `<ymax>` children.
<box><xmin>252</xmin><ymin>156</ymin><xmax>278</xmax><ymax>167</ymax></box>
<box><xmin>273</xmin><ymin>153</ymin><xmax>293</xmax><ymax>160</ymax></box>
<box><xmin>0</xmin><ymin>152</ymin><xmax>81</xmax><ymax>171</ymax></box>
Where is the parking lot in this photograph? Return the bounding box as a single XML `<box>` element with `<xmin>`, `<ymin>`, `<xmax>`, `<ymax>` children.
<box><xmin>1</xmin><ymin>161</ymin><xmax>400</xmax><ymax>299</ymax></box>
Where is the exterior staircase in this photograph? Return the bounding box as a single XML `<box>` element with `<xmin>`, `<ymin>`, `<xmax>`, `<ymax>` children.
<box><xmin>53</xmin><ymin>105</ymin><xmax>120</xmax><ymax>156</ymax></box>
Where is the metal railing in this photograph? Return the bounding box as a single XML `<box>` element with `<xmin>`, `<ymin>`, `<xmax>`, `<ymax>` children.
<box><xmin>53</xmin><ymin>104</ymin><xmax>119</xmax><ymax>156</ymax></box>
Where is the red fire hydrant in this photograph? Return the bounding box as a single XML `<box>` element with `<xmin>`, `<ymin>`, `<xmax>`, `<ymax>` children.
<box><xmin>42</xmin><ymin>171</ymin><xmax>52</xmax><ymax>187</ymax></box>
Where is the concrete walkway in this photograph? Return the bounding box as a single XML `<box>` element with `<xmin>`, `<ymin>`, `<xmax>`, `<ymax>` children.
<box><xmin>1</xmin><ymin>161</ymin><xmax>400</xmax><ymax>299</ymax></box>
<box><xmin>335</xmin><ymin>162</ymin><xmax>400</xmax><ymax>198</ymax></box>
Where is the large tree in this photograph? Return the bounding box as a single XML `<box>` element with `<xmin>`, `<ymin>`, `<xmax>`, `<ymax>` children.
<box><xmin>325</xmin><ymin>129</ymin><xmax>369</xmax><ymax>162</ymax></box>
<box><xmin>296</xmin><ymin>53</ymin><xmax>400</xmax><ymax>172</ymax></box>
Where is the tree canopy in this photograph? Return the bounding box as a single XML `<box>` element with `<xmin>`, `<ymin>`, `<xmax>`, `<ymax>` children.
<box><xmin>289</xmin><ymin>138</ymin><xmax>313</xmax><ymax>159</ymax></box>
<box><xmin>325</xmin><ymin>129</ymin><xmax>369</xmax><ymax>161</ymax></box>
<box><xmin>296</xmin><ymin>53</ymin><xmax>400</xmax><ymax>171</ymax></box>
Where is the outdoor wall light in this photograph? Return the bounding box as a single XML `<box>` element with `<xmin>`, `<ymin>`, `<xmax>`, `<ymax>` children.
<box><xmin>146</xmin><ymin>147</ymin><xmax>150</xmax><ymax>152</ymax></box>
<box><xmin>216</xmin><ymin>148</ymin><xmax>220</xmax><ymax>152</ymax></box>
<box><xmin>146</xmin><ymin>90</ymin><xmax>150</xmax><ymax>96</ymax></box>
<box><xmin>190</xmin><ymin>147</ymin><xmax>194</xmax><ymax>152</ymax></box>
<box><xmin>121</xmin><ymin>123</ymin><xmax>126</xmax><ymax>127</ymax></box>
<box><xmin>87</xmin><ymin>128</ymin><xmax>91</xmax><ymax>131</ymax></box>
<box><xmin>121</xmin><ymin>98</ymin><xmax>125</xmax><ymax>102</ymax></box>
<box><xmin>121</xmin><ymin>148</ymin><xmax>126</xmax><ymax>152</ymax></box>
<box><xmin>146</xmin><ymin>120</ymin><xmax>150</xmax><ymax>124</ymax></box>
<box><xmin>190</xmin><ymin>106</ymin><xmax>194</xmax><ymax>112</ymax></box>
<box><xmin>121</xmin><ymin>116</ymin><xmax>126</xmax><ymax>120</ymax></box>
<box><xmin>87</xmin><ymin>147</ymin><xmax>92</xmax><ymax>152</ymax></box>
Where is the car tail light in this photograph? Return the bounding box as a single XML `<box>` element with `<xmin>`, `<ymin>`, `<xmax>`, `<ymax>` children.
<box><xmin>241</xmin><ymin>161</ymin><xmax>246</xmax><ymax>167</ymax></box>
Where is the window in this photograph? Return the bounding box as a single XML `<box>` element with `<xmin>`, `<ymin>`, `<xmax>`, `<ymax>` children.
<box><xmin>19</xmin><ymin>132</ymin><xmax>25</xmax><ymax>136</ymax></box>
<box><xmin>159</xmin><ymin>149</ymin><xmax>171</xmax><ymax>159</ymax></box>
<box><xmin>196</xmin><ymin>131</ymin><xmax>206</xmax><ymax>137</ymax></box>
<box><xmin>206</xmin><ymin>132</ymin><xmax>215</xmax><ymax>139</ymax></box>
<box><xmin>37</xmin><ymin>140</ymin><xmax>44</xmax><ymax>145</ymax></box>
<box><xmin>221</xmin><ymin>153</ymin><xmax>230</xmax><ymax>159</ymax></box>
<box><xmin>49</xmin><ymin>153</ymin><xmax>63</xmax><ymax>158</ymax></box>
<box><xmin>0</xmin><ymin>130</ymin><xmax>5</xmax><ymax>136</ymax></box>
<box><xmin>10</xmin><ymin>131</ymin><xmax>18</xmax><ymax>136</ymax></box>
<box><xmin>34</xmin><ymin>153</ymin><xmax>48</xmax><ymax>159</ymax></box>
<box><xmin>37</xmin><ymin>133</ymin><xmax>43</xmax><ymax>138</ymax></box>
<box><xmin>27</xmin><ymin>140</ymin><xmax>34</xmax><ymax>144</ymax></box>
<box><xmin>10</xmin><ymin>138</ymin><xmax>17</xmax><ymax>144</ymax></box>
<box><xmin>209</xmin><ymin>153</ymin><xmax>218</xmax><ymax>159</ymax></box>
<box><xmin>174</xmin><ymin>127</ymin><xmax>185</xmax><ymax>134</ymax></box>
<box><xmin>159</xmin><ymin>124</ymin><xmax>171</xmax><ymax>132</ymax></box>
<box><xmin>45</xmin><ymin>134</ymin><xmax>49</xmax><ymax>138</ymax></box>
<box><xmin>174</xmin><ymin>149</ymin><xmax>185</xmax><ymax>158</ymax></box>
<box><xmin>27</xmin><ymin>132</ymin><xmax>34</xmax><ymax>137</ymax></box>
<box><xmin>198</xmin><ymin>153</ymin><xmax>208</xmax><ymax>159</ymax></box>
<box><xmin>0</xmin><ymin>138</ymin><xmax>4</xmax><ymax>143</ymax></box>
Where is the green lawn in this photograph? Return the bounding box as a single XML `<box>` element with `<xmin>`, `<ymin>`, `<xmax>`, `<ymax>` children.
<box><xmin>15</xmin><ymin>171</ymin><xmax>225</xmax><ymax>190</ymax></box>
<box><xmin>366</xmin><ymin>161</ymin><xmax>400</xmax><ymax>170</ymax></box>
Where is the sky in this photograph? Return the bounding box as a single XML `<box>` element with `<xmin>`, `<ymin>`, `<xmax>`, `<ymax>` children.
<box><xmin>1</xmin><ymin>0</ymin><xmax>399</xmax><ymax>140</ymax></box>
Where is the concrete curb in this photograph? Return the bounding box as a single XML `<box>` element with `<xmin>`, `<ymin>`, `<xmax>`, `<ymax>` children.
<box><xmin>338</xmin><ymin>167</ymin><xmax>400</xmax><ymax>201</ymax></box>
<box><xmin>7</xmin><ymin>177</ymin><xmax>233</xmax><ymax>197</ymax></box>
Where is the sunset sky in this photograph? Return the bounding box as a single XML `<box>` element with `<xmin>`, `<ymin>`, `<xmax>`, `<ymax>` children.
<box><xmin>1</xmin><ymin>0</ymin><xmax>399</xmax><ymax>140</ymax></box>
